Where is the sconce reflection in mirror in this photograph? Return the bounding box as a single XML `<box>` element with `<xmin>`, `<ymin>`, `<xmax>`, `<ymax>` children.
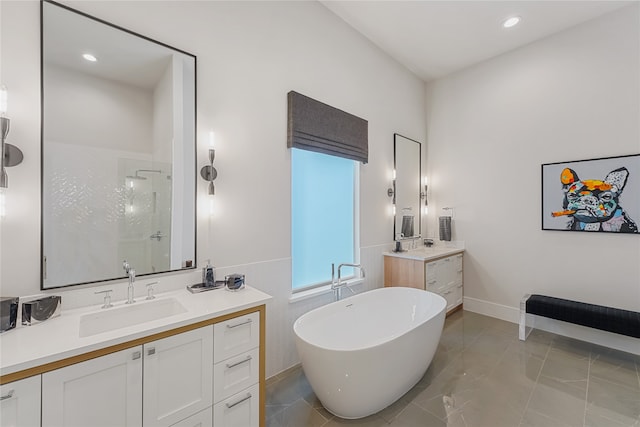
<box><xmin>0</xmin><ymin>85</ymin><xmax>25</xmax><ymax>218</ymax></box>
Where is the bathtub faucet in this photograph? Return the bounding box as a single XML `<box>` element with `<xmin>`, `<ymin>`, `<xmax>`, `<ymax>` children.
<box><xmin>331</xmin><ymin>263</ymin><xmax>365</xmax><ymax>301</ymax></box>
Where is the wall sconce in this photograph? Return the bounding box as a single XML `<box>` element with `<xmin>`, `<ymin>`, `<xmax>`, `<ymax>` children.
<box><xmin>200</xmin><ymin>131</ymin><xmax>218</xmax><ymax>212</ymax></box>
<box><xmin>0</xmin><ymin>85</ymin><xmax>25</xmax><ymax>217</ymax></box>
<box><xmin>420</xmin><ymin>177</ymin><xmax>428</xmax><ymax>215</ymax></box>
<box><xmin>387</xmin><ymin>169</ymin><xmax>396</xmax><ymax>204</ymax></box>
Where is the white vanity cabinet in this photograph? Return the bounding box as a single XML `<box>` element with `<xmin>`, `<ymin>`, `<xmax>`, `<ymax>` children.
<box><xmin>0</xmin><ymin>375</ymin><xmax>41</xmax><ymax>427</ymax></box>
<box><xmin>42</xmin><ymin>346</ymin><xmax>143</xmax><ymax>427</ymax></box>
<box><xmin>41</xmin><ymin>326</ymin><xmax>216</xmax><ymax>427</ymax></box>
<box><xmin>27</xmin><ymin>307</ymin><xmax>265</xmax><ymax>427</ymax></box>
<box><xmin>143</xmin><ymin>326</ymin><xmax>214</xmax><ymax>427</ymax></box>
<box><xmin>385</xmin><ymin>251</ymin><xmax>464</xmax><ymax>315</ymax></box>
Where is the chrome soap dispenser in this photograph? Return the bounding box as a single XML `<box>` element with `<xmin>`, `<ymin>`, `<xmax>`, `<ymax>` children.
<box><xmin>202</xmin><ymin>260</ymin><xmax>216</xmax><ymax>288</ymax></box>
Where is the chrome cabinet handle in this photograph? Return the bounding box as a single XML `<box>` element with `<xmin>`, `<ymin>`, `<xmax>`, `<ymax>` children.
<box><xmin>226</xmin><ymin>393</ymin><xmax>252</xmax><ymax>409</ymax></box>
<box><xmin>147</xmin><ymin>348</ymin><xmax>156</xmax><ymax>356</ymax></box>
<box><xmin>457</xmin><ymin>284</ymin><xmax>463</xmax><ymax>288</ymax></box>
<box><xmin>226</xmin><ymin>318</ymin><xmax>252</xmax><ymax>329</ymax></box>
<box><xmin>132</xmin><ymin>351</ymin><xmax>141</xmax><ymax>360</ymax></box>
<box><xmin>443</xmin><ymin>290</ymin><xmax>453</xmax><ymax>295</ymax></box>
<box><xmin>226</xmin><ymin>355</ymin><xmax>252</xmax><ymax>369</ymax></box>
<box><xmin>0</xmin><ymin>390</ymin><xmax>14</xmax><ymax>401</ymax></box>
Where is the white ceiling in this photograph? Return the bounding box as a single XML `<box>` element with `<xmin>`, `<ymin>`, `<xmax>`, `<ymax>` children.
<box><xmin>44</xmin><ymin>1</ymin><xmax>176</xmax><ymax>90</ymax></box>
<box><xmin>320</xmin><ymin>1</ymin><xmax>635</xmax><ymax>82</ymax></box>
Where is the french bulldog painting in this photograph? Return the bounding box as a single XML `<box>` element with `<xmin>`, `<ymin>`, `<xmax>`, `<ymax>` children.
<box><xmin>551</xmin><ymin>167</ymin><xmax>638</xmax><ymax>233</ymax></box>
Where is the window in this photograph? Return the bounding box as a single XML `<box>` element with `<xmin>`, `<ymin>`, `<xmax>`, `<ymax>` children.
<box><xmin>291</xmin><ymin>148</ymin><xmax>357</xmax><ymax>291</ymax></box>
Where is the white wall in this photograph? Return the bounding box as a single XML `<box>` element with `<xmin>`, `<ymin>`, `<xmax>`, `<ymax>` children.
<box><xmin>45</xmin><ymin>64</ymin><xmax>154</xmax><ymax>152</ymax></box>
<box><xmin>0</xmin><ymin>1</ymin><xmax>425</xmax><ymax>377</ymax></box>
<box><xmin>425</xmin><ymin>5</ymin><xmax>640</xmax><ymax>319</ymax></box>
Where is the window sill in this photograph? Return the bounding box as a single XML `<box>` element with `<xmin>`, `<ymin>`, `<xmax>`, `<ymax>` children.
<box><xmin>289</xmin><ymin>278</ymin><xmax>364</xmax><ymax>304</ymax></box>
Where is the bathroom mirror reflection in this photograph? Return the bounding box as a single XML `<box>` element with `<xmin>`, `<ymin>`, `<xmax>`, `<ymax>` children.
<box><xmin>393</xmin><ymin>134</ymin><xmax>422</xmax><ymax>240</ymax></box>
<box><xmin>41</xmin><ymin>0</ymin><xmax>197</xmax><ymax>289</ymax></box>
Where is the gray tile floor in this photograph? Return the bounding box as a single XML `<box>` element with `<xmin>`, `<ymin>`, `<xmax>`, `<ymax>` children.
<box><xmin>266</xmin><ymin>310</ymin><xmax>640</xmax><ymax>427</ymax></box>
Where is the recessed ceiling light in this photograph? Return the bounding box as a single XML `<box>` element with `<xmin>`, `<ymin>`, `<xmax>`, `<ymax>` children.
<box><xmin>82</xmin><ymin>53</ymin><xmax>97</xmax><ymax>62</ymax></box>
<box><xmin>503</xmin><ymin>16</ymin><xmax>521</xmax><ymax>29</ymax></box>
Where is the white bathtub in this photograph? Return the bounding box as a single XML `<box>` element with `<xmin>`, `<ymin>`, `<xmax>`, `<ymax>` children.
<box><xmin>293</xmin><ymin>287</ymin><xmax>446</xmax><ymax>419</ymax></box>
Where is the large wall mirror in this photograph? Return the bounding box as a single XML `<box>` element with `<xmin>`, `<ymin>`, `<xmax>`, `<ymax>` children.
<box><xmin>393</xmin><ymin>134</ymin><xmax>422</xmax><ymax>240</ymax></box>
<box><xmin>41</xmin><ymin>0</ymin><xmax>197</xmax><ymax>289</ymax></box>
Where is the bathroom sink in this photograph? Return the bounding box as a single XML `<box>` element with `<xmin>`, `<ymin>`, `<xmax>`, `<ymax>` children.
<box><xmin>79</xmin><ymin>298</ymin><xmax>187</xmax><ymax>337</ymax></box>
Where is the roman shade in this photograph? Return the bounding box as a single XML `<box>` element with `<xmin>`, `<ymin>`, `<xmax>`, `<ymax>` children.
<box><xmin>287</xmin><ymin>91</ymin><xmax>368</xmax><ymax>164</ymax></box>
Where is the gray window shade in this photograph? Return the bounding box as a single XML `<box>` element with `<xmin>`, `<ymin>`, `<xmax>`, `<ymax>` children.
<box><xmin>287</xmin><ymin>91</ymin><xmax>368</xmax><ymax>164</ymax></box>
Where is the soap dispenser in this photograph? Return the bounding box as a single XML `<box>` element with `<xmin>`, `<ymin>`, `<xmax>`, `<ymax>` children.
<box><xmin>202</xmin><ymin>260</ymin><xmax>216</xmax><ymax>287</ymax></box>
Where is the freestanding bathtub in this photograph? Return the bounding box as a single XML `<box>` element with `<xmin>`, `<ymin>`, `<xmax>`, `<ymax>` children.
<box><xmin>293</xmin><ymin>287</ymin><xmax>446</xmax><ymax>419</ymax></box>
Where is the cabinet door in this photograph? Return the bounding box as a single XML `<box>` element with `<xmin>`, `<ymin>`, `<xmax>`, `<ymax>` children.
<box><xmin>168</xmin><ymin>407</ymin><xmax>212</xmax><ymax>427</ymax></box>
<box><xmin>213</xmin><ymin>384</ymin><xmax>259</xmax><ymax>427</ymax></box>
<box><xmin>42</xmin><ymin>346</ymin><xmax>143</xmax><ymax>427</ymax></box>
<box><xmin>1</xmin><ymin>375</ymin><xmax>41</xmax><ymax>427</ymax></box>
<box><xmin>143</xmin><ymin>326</ymin><xmax>213</xmax><ymax>427</ymax></box>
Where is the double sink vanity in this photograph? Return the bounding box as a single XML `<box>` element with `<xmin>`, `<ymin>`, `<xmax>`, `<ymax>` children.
<box><xmin>2</xmin><ymin>2</ymin><xmax>272</xmax><ymax>426</ymax></box>
<box><xmin>0</xmin><ymin>286</ymin><xmax>271</xmax><ymax>427</ymax></box>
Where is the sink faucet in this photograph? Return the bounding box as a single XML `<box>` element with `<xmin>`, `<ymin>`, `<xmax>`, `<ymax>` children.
<box><xmin>123</xmin><ymin>260</ymin><xmax>136</xmax><ymax>304</ymax></box>
<box><xmin>331</xmin><ymin>263</ymin><xmax>365</xmax><ymax>301</ymax></box>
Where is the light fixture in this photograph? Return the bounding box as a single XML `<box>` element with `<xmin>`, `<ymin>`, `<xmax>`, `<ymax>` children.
<box><xmin>502</xmin><ymin>16</ymin><xmax>521</xmax><ymax>28</ymax></box>
<box><xmin>82</xmin><ymin>53</ymin><xmax>97</xmax><ymax>62</ymax></box>
<box><xmin>1</xmin><ymin>85</ymin><xmax>25</xmax><ymax>217</ymax></box>
<box><xmin>387</xmin><ymin>169</ymin><xmax>396</xmax><ymax>204</ymax></box>
<box><xmin>420</xmin><ymin>177</ymin><xmax>428</xmax><ymax>215</ymax></box>
<box><xmin>200</xmin><ymin>131</ymin><xmax>218</xmax><ymax>196</ymax></box>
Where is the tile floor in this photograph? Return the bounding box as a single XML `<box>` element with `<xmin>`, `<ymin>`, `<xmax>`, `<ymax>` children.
<box><xmin>266</xmin><ymin>310</ymin><xmax>640</xmax><ymax>427</ymax></box>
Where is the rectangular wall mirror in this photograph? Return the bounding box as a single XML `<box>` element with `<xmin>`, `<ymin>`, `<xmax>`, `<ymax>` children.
<box><xmin>41</xmin><ymin>0</ymin><xmax>197</xmax><ymax>289</ymax></box>
<box><xmin>393</xmin><ymin>133</ymin><xmax>422</xmax><ymax>240</ymax></box>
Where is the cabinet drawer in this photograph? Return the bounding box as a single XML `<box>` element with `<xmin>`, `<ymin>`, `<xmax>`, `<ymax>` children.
<box><xmin>214</xmin><ymin>348</ymin><xmax>259</xmax><ymax>403</ymax></box>
<box><xmin>425</xmin><ymin>260</ymin><xmax>437</xmax><ymax>280</ymax></box>
<box><xmin>169</xmin><ymin>406</ymin><xmax>212</xmax><ymax>427</ymax></box>
<box><xmin>442</xmin><ymin>283</ymin><xmax>463</xmax><ymax>312</ymax></box>
<box><xmin>214</xmin><ymin>312</ymin><xmax>260</xmax><ymax>363</ymax></box>
<box><xmin>213</xmin><ymin>384</ymin><xmax>259</xmax><ymax>427</ymax></box>
<box><xmin>454</xmin><ymin>254</ymin><xmax>463</xmax><ymax>272</ymax></box>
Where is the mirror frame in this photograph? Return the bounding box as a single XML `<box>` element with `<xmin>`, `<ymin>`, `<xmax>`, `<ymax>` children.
<box><xmin>40</xmin><ymin>0</ymin><xmax>198</xmax><ymax>289</ymax></box>
<box><xmin>393</xmin><ymin>133</ymin><xmax>422</xmax><ymax>241</ymax></box>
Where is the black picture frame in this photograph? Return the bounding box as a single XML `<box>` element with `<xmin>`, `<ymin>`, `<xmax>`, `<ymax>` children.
<box><xmin>541</xmin><ymin>154</ymin><xmax>640</xmax><ymax>234</ymax></box>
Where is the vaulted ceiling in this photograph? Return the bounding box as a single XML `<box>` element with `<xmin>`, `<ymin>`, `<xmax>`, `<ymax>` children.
<box><xmin>321</xmin><ymin>1</ymin><xmax>635</xmax><ymax>82</ymax></box>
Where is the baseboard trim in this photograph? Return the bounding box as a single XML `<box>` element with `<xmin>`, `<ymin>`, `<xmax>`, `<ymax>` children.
<box><xmin>463</xmin><ymin>296</ymin><xmax>640</xmax><ymax>356</ymax></box>
<box><xmin>463</xmin><ymin>296</ymin><xmax>519</xmax><ymax>323</ymax></box>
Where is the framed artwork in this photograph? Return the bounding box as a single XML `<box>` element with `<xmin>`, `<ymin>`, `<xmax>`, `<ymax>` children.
<box><xmin>541</xmin><ymin>154</ymin><xmax>640</xmax><ymax>233</ymax></box>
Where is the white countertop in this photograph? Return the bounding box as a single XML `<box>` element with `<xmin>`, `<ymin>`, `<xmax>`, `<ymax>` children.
<box><xmin>0</xmin><ymin>286</ymin><xmax>271</xmax><ymax>378</ymax></box>
<box><xmin>383</xmin><ymin>246</ymin><xmax>464</xmax><ymax>262</ymax></box>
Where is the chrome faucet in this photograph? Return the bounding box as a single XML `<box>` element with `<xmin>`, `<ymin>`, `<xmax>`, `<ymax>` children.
<box><xmin>331</xmin><ymin>263</ymin><xmax>365</xmax><ymax>301</ymax></box>
<box><xmin>123</xmin><ymin>260</ymin><xmax>136</xmax><ymax>304</ymax></box>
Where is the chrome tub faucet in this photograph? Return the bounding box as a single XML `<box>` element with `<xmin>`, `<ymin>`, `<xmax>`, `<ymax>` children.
<box><xmin>331</xmin><ymin>263</ymin><xmax>365</xmax><ymax>301</ymax></box>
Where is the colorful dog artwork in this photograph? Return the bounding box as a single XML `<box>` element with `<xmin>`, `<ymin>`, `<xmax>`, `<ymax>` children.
<box><xmin>551</xmin><ymin>167</ymin><xmax>638</xmax><ymax>233</ymax></box>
